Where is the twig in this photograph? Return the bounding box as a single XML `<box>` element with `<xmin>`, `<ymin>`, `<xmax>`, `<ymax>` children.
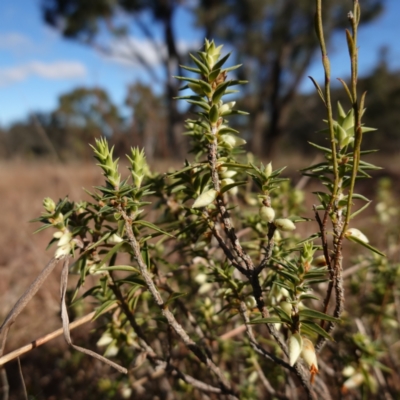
<box><xmin>251</xmin><ymin>356</ymin><xmax>289</xmax><ymax>400</ymax></box>
<box><xmin>60</xmin><ymin>258</ymin><xmax>127</xmax><ymax>374</ymax></box>
<box><xmin>208</xmin><ymin>141</ymin><xmax>254</xmax><ymax>271</ymax></box>
<box><xmin>238</xmin><ymin>302</ymin><xmax>315</xmax><ymax>400</ymax></box>
<box><xmin>0</xmin><ymin>305</ymin><xmax>118</xmax><ymax>367</ymax></box>
<box><xmin>0</xmin><ymin>367</ymin><xmax>9</xmax><ymax>400</ymax></box>
<box><xmin>17</xmin><ymin>358</ymin><xmax>27</xmax><ymax>400</ymax></box>
<box><xmin>120</xmin><ymin>206</ymin><xmax>238</xmax><ymax>399</ymax></box>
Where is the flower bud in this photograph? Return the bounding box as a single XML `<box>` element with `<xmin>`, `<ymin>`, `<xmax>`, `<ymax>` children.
<box><xmin>220</xmin><ymin>133</ymin><xmax>246</xmax><ymax>148</ymax></box>
<box><xmin>195</xmin><ymin>273</ymin><xmax>208</xmax><ymax>285</ymax></box>
<box><xmin>345</xmin><ymin>228</ymin><xmax>369</xmax><ymax>243</ymax></box>
<box><xmin>342</xmin><ymin>365</ymin><xmax>356</xmax><ymax>377</ymax></box>
<box><xmin>313</xmin><ymin>255</ymin><xmax>328</xmax><ymax>267</ymax></box>
<box><xmin>220</xmin><ymin>170</ymin><xmax>237</xmax><ymax>179</ymax></box>
<box><xmin>107</xmin><ymin>233</ymin><xmax>124</xmax><ymax>244</ymax></box>
<box><xmin>279</xmin><ymin>301</ymin><xmax>292</xmax><ymax>316</ymax></box>
<box><xmin>43</xmin><ymin>197</ymin><xmax>56</xmax><ymax>213</ymax></box>
<box><xmin>301</xmin><ymin>338</ymin><xmax>318</xmax><ymax>382</ymax></box>
<box><xmin>265</xmin><ymin>162</ymin><xmax>272</xmax><ymax>178</ymax></box>
<box><xmin>245</xmin><ymin>296</ymin><xmax>257</xmax><ymax>309</ymax></box>
<box><xmin>274</xmin><ymin>218</ymin><xmax>296</xmax><ymax>232</ymax></box>
<box><xmin>192</xmin><ymin>189</ymin><xmax>218</xmax><ymax>208</ymax></box>
<box><xmin>219</xmin><ymin>101</ymin><xmax>236</xmax><ymax>116</ymax></box>
<box><xmin>341</xmin><ymin>372</ymin><xmax>364</xmax><ymax>393</ymax></box>
<box><xmin>221</xmin><ymin>178</ymin><xmax>238</xmax><ymax>195</ymax></box>
<box><xmin>198</xmin><ymin>282</ymin><xmax>213</xmax><ymax>294</ymax></box>
<box><xmin>259</xmin><ymin>206</ymin><xmax>275</xmax><ymax>223</ymax></box>
<box><xmin>289</xmin><ymin>333</ymin><xmax>303</xmax><ymax>366</ymax></box>
<box><xmin>97</xmin><ymin>332</ymin><xmax>114</xmax><ymax>347</ymax></box>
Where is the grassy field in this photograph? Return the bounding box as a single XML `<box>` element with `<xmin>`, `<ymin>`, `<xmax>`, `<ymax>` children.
<box><xmin>0</xmin><ymin>157</ymin><xmax>398</xmax><ymax>399</ymax></box>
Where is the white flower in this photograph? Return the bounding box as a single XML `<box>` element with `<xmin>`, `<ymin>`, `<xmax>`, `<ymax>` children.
<box><xmin>54</xmin><ymin>230</ymin><xmax>73</xmax><ymax>259</ymax></box>
<box><xmin>345</xmin><ymin>228</ymin><xmax>369</xmax><ymax>243</ymax></box>
<box><xmin>107</xmin><ymin>233</ymin><xmax>124</xmax><ymax>244</ymax></box>
<box><xmin>301</xmin><ymin>338</ymin><xmax>318</xmax><ymax>380</ymax></box>
<box><xmin>192</xmin><ymin>189</ymin><xmax>218</xmax><ymax>208</ymax></box>
<box><xmin>259</xmin><ymin>206</ymin><xmax>275</xmax><ymax>223</ymax></box>
<box><xmin>97</xmin><ymin>332</ymin><xmax>114</xmax><ymax>347</ymax></box>
<box><xmin>195</xmin><ymin>273</ymin><xmax>208</xmax><ymax>285</ymax></box>
<box><xmin>342</xmin><ymin>372</ymin><xmax>364</xmax><ymax>393</ymax></box>
<box><xmin>274</xmin><ymin>218</ymin><xmax>296</xmax><ymax>232</ymax></box>
<box><xmin>289</xmin><ymin>333</ymin><xmax>303</xmax><ymax>366</ymax></box>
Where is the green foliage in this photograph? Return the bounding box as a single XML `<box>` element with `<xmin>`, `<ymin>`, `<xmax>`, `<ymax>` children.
<box><xmin>5</xmin><ymin>3</ymin><xmax>398</xmax><ymax>398</ymax></box>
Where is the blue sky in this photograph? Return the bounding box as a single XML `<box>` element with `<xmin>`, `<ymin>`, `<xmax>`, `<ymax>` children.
<box><xmin>0</xmin><ymin>0</ymin><xmax>399</xmax><ymax>127</ymax></box>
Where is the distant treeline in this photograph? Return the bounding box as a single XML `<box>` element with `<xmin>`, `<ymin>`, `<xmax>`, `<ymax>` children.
<box><xmin>0</xmin><ymin>60</ymin><xmax>399</xmax><ymax>161</ymax></box>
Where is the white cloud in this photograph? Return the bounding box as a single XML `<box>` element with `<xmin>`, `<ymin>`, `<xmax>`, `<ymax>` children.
<box><xmin>0</xmin><ymin>61</ymin><xmax>87</xmax><ymax>87</ymax></box>
<box><xmin>106</xmin><ymin>37</ymin><xmax>200</xmax><ymax>68</ymax></box>
<box><xmin>109</xmin><ymin>37</ymin><xmax>167</xmax><ymax>67</ymax></box>
<box><xmin>0</xmin><ymin>32</ymin><xmax>33</xmax><ymax>53</ymax></box>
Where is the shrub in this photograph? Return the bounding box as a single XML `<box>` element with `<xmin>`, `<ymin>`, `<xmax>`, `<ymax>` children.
<box><xmin>1</xmin><ymin>2</ymin><xmax>397</xmax><ymax>399</ymax></box>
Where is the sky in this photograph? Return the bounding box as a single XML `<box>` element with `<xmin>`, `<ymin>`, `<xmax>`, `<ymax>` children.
<box><xmin>0</xmin><ymin>0</ymin><xmax>399</xmax><ymax>127</ymax></box>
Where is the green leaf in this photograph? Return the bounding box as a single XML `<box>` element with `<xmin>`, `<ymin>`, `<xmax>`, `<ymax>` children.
<box><xmin>220</xmin><ymin>180</ymin><xmax>247</xmax><ymax>194</ymax></box>
<box><xmin>218</xmin><ymin>126</ymin><xmax>240</xmax><ymax>135</ymax></box>
<box><xmin>165</xmin><ymin>292</ymin><xmax>187</xmax><ymax>306</ymax></box>
<box><xmin>198</xmin><ymin>80</ymin><xmax>213</xmax><ymax>95</ymax></box>
<box><xmin>186</xmin><ymin>100</ymin><xmax>211</xmax><ymax>111</ymax></box>
<box><xmin>272</xmin><ymin>306</ymin><xmax>292</xmax><ymax>324</ymax></box>
<box><xmin>133</xmin><ymin>220</ymin><xmax>175</xmax><ymax>238</ymax></box>
<box><xmin>299</xmin><ymin>293</ymin><xmax>320</xmax><ymax>301</ymax></box>
<box><xmin>98</xmin><ymin>265</ymin><xmax>140</xmax><ymax>273</ymax></box>
<box><xmin>349</xmin><ymin>201</ymin><xmax>371</xmax><ymax>219</ymax></box>
<box><xmin>209</xmin><ymin>104</ymin><xmax>219</xmax><ymax>124</ymax></box>
<box><xmin>174</xmin><ymin>76</ymin><xmax>203</xmax><ymax>84</ymax></box>
<box><xmin>97</xmin><ymin>241</ymin><xmax>125</xmax><ymax>269</ymax></box>
<box><xmin>307</xmin><ymin>142</ymin><xmax>332</xmax><ymax>153</ymax></box>
<box><xmin>301</xmin><ymin>321</ymin><xmax>334</xmax><ymax>341</ymax></box>
<box><xmin>208</xmin><ymin>68</ymin><xmax>221</xmax><ymax>82</ymax></box>
<box><xmin>299</xmin><ymin>308</ymin><xmax>340</xmax><ymax>323</ymax></box>
<box><xmin>212</xmin><ymin>52</ymin><xmax>231</xmax><ymax>70</ymax></box>
<box><xmin>249</xmin><ymin>316</ymin><xmax>281</xmax><ymax>324</ymax></box>
<box><xmin>189</xmin><ymin>53</ymin><xmax>209</xmax><ymax>75</ymax></box>
<box><xmin>346</xmin><ymin>235</ymin><xmax>386</xmax><ymax>257</ymax></box>
<box><xmin>92</xmin><ymin>299</ymin><xmax>118</xmax><ymax>320</ymax></box>
<box><xmin>33</xmin><ymin>224</ymin><xmax>53</xmax><ymax>234</ymax></box>
<box><xmin>276</xmin><ymin>269</ymin><xmax>300</xmax><ymax>284</ymax></box>
<box><xmin>308</xmin><ymin>76</ymin><xmax>325</xmax><ymax>105</ymax></box>
<box><xmin>222</xmin><ymin>64</ymin><xmax>242</xmax><ymax>72</ymax></box>
<box><xmin>180</xmin><ymin>65</ymin><xmax>201</xmax><ymax>73</ymax></box>
<box><xmin>212</xmin><ymin>81</ymin><xmax>230</xmax><ymax>104</ymax></box>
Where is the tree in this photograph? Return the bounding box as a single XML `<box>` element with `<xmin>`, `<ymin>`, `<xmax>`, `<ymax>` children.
<box><xmin>124</xmin><ymin>82</ymin><xmax>169</xmax><ymax>160</ymax></box>
<box><xmin>53</xmin><ymin>87</ymin><xmax>122</xmax><ymax>158</ymax></box>
<box><xmin>195</xmin><ymin>0</ymin><xmax>384</xmax><ymax>155</ymax></box>
<box><xmin>42</xmin><ymin>0</ymin><xmax>187</xmax><ymax>156</ymax></box>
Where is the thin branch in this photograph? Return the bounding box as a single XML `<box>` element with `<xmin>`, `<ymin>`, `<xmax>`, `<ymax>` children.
<box><xmin>17</xmin><ymin>358</ymin><xmax>27</xmax><ymax>400</ymax></box>
<box><xmin>251</xmin><ymin>356</ymin><xmax>289</xmax><ymax>400</ymax></box>
<box><xmin>119</xmin><ymin>207</ymin><xmax>238</xmax><ymax>399</ymax></box>
<box><xmin>60</xmin><ymin>258</ymin><xmax>127</xmax><ymax>374</ymax></box>
<box><xmin>0</xmin><ymin>367</ymin><xmax>9</xmax><ymax>400</ymax></box>
<box><xmin>0</xmin><ymin>307</ymin><xmax>117</xmax><ymax>367</ymax></box>
<box><xmin>238</xmin><ymin>302</ymin><xmax>315</xmax><ymax>400</ymax></box>
<box><xmin>208</xmin><ymin>140</ymin><xmax>254</xmax><ymax>271</ymax></box>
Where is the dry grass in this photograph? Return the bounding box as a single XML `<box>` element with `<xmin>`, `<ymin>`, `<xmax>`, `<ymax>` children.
<box><xmin>0</xmin><ymin>161</ymin><xmax>104</xmax><ymax>350</ymax></box>
<box><xmin>0</xmin><ymin>156</ymin><xmax>396</xmax><ymax>399</ymax></box>
<box><xmin>1</xmin><ymin>155</ymin><xmax>395</xmax><ymax>351</ymax></box>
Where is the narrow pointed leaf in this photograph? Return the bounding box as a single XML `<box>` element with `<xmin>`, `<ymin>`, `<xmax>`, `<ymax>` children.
<box><xmin>133</xmin><ymin>220</ymin><xmax>175</xmax><ymax>238</ymax></box>
<box><xmin>299</xmin><ymin>308</ymin><xmax>340</xmax><ymax>322</ymax></box>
